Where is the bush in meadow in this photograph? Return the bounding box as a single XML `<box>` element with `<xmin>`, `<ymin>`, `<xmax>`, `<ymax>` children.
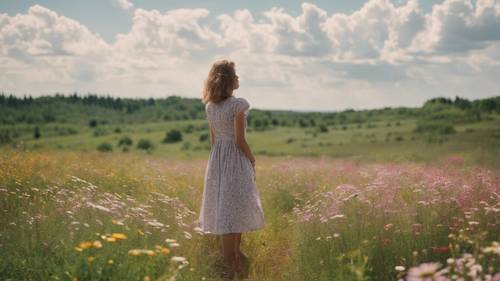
<box><xmin>163</xmin><ymin>129</ymin><xmax>182</xmax><ymax>143</ymax></box>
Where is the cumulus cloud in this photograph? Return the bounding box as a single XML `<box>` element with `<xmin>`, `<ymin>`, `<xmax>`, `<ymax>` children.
<box><xmin>410</xmin><ymin>0</ymin><xmax>500</xmax><ymax>54</ymax></box>
<box><xmin>114</xmin><ymin>8</ymin><xmax>219</xmax><ymax>57</ymax></box>
<box><xmin>0</xmin><ymin>1</ymin><xmax>499</xmax><ymax>110</ymax></box>
<box><xmin>115</xmin><ymin>0</ymin><xmax>134</xmax><ymax>10</ymax></box>
<box><xmin>0</xmin><ymin>5</ymin><xmax>109</xmax><ymax>58</ymax></box>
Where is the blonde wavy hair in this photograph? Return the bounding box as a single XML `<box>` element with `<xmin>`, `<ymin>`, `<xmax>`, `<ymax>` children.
<box><xmin>202</xmin><ymin>60</ymin><xmax>237</xmax><ymax>104</ymax></box>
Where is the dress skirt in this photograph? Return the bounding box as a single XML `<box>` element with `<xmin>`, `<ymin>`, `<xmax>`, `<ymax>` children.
<box><xmin>198</xmin><ymin>138</ymin><xmax>265</xmax><ymax>234</ymax></box>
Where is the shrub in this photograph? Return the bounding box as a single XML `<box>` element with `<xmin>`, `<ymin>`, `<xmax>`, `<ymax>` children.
<box><xmin>118</xmin><ymin>136</ymin><xmax>133</xmax><ymax>147</ymax></box>
<box><xmin>199</xmin><ymin>133</ymin><xmax>209</xmax><ymax>142</ymax></box>
<box><xmin>34</xmin><ymin>126</ymin><xmax>41</xmax><ymax>139</ymax></box>
<box><xmin>163</xmin><ymin>129</ymin><xmax>182</xmax><ymax>143</ymax></box>
<box><xmin>414</xmin><ymin>121</ymin><xmax>456</xmax><ymax>135</ymax></box>
<box><xmin>97</xmin><ymin>142</ymin><xmax>113</xmax><ymax>152</ymax></box>
<box><xmin>137</xmin><ymin>139</ymin><xmax>154</xmax><ymax>150</ymax></box>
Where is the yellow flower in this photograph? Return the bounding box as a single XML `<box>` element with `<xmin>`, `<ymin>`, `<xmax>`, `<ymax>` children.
<box><xmin>92</xmin><ymin>240</ymin><xmax>103</xmax><ymax>248</ymax></box>
<box><xmin>87</xmin><ymin>256</ymin><xmax>95</xmax><ymax>262</ymax></box>
<box><xmin>111</xmin><ymin>233</ymin><xmax>127</xmax><ymax>240</ymax></box>
<box><xmin>128</xmin><ymin>249</ymin><xmax>142</xmax><ymax>256</ymax></box>
<box><xmin>107</xmin><ymin>259</ymin><xmax>114</xmax><ymax>265</ymax></box>
<box><xmin>128</xmin><ymin>249</ymin><xmax>156</xmax><ymax>257</ymax></box>
<box><xmin>74</xmin><ymin>247</ymin><xmax>83</xmax><ymax>252</ymax></box>
<box><xmin>137</xmin><ymin>229</ymin><xmax>145</xmax><ymax>236</ymax></box>
<box><xmin>155</xmin><ymin>245</ymin><xmax>170</xmax><ymax>255</ymax></box>
<box><xmin>78</xmin><ymin>241</ymin><xmax>93</xmax><ymax>250</ymax></box>
<box><xmin>105</xmin><ymin>236</ymin><xmax>117</xmax><ymax>242</ymax></box>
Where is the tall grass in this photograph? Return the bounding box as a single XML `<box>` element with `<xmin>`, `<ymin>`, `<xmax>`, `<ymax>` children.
<box><xmin>0</xmin><ymin>148</ymin><xmax>498</xmax><ymax>280</ymax></box>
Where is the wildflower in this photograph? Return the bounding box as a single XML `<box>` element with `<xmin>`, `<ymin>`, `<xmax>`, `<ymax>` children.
<box><xmin>407</xmin><ymin>262</ymin><xmax>445</xmax><ymax>280</ymax></box>
<box><xmin>395</xmin><ymin>266</ymin><xmax>405</xmax><ymax>272</ymax></box>
<box><xmin>111</xmin><ymin>233</ymin><xmax>127</xmax><ymax>240</ymax></box>
<box><xmin>482</xmin><ymin>241</ymin><xmax>500</xmax><ymax>255</ymax></box>
<box><xmin>107</xmin><ymin>259</ymin><xmax>114</xmax><ymax>265</ymax></box>
<box><xmin>105</xmin><ymin>236</ymin><xmax>117</xmax><ymax>242</ymax></box>
<box><xmin>165</xmin><ymin>238</ymin><xmax>177</xmax><ymax>243</ymax></box>
<box><xmin>155</xmin><ymin>245</ymin><xmax>170</xmax><ymax>255</ymax></box>
<box><xmin>111</xmin><ymin>219</ymin><xmax>124</xmax><ymax>225</ymax></box>
<box><xmin>77</xmin><ymin>241</ymin><xmax>93</xmax><ymax>250</ymax></box>
<box><xmin>384</xmin><ymin>223</ymin><xmax>394</xmax><ymax>231</ymax></box>
<box><xmin>171</xmin><ymin>256</ymin><xmax>187</xmax><ymax>262</ymax></box>
<box><xmin>128</xmin><ymin>249</ymin><xmax>156</xmax><ymax>257</ymax></box>
<box><xmin>330</xmin><ymin>214</ymin><xmax>345</xmax><ymax>220</ymax></box>
<box><xmin>92</xmin><ymin>240</ymin><xmax>103</xmax><ymax>248</ymax></box>
<box><xmin>87</xmin><ymin>256</ymin><xmax>95</xmax><ymax>263</ymax></box>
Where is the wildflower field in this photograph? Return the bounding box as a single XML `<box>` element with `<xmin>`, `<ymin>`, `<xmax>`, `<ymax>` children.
<box><xmin>0</xmin><ymin>148</ymin><xmax>499</xmax><ymax>281</ymax></box>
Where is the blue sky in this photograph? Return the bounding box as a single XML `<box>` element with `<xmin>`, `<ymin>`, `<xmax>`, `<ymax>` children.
<box><xmin>1</xmin><ymin>0</ymin><xmax>499</xmax><ymax>111</ymax></box>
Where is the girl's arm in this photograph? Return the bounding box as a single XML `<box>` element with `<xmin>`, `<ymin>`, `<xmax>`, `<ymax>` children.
<box><xmin>209</xmin><ymin>123</ymin><xmax>215</xmax><ymax>145</ymax></box>
<box><xmin>234</xmin><ymin>110</ymin><xmax>255</xmax><ymax>166</ymax></box>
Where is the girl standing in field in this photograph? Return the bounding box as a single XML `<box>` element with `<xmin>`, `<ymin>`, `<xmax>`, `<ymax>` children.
<box><xmin>198</xmin><ymin>59</ymin><xmax>265</xmax><ymax>280</ymax></box>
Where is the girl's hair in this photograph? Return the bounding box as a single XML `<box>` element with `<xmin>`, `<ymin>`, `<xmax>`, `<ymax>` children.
<box><xmin>202</xmin><ymin>59</ymin><xmax>237</xmax><ymax>104</ymax></box>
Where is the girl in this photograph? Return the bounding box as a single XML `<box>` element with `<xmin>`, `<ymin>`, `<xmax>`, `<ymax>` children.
<box><xmin>198</xmin><ymin>59</ymin><xmax>265</xmax><ymax>279</ymax></box>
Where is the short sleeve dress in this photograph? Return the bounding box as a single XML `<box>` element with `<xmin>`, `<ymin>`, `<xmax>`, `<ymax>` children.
<box><xmin>198</xmin><ymin>96</ymin><xmax>265</xmax><ymax>234</ymax></box>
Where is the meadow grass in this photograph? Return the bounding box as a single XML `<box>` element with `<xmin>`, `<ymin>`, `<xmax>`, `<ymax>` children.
<box><xmin>0</xmin><ymin>147</ymin><xmax>498</xmax><ymax>280</ymax></box>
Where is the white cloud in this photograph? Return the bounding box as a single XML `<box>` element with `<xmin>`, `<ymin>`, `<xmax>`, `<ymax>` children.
<box><xmin>0</xmin><ymin>1</ymin><xmax>499</xmax><ymax>110</ymax></box>
<box><xmin>410</xmin><ymin>0</ymin><xmax>500</xmax><ymax>54</ymax></box>
<box><xmin>115</xmin><ymin>0</ymin><xmax>134</xmax><ymax>11</ymax></box>
<box><xmin>114</xmin><ymin>8</ymin><xmax>219</xmax><ymax>57</ymax></box>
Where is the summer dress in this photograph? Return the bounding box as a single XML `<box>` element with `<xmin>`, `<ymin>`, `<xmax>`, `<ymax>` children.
<box><xmin>198</xmin><ymin>96</ymin><xmax>265</xmax><ymax>234</ymax></box>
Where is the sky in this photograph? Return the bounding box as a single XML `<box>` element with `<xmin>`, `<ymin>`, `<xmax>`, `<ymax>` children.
<box><xmin>0</xmin><ymin>0</ymin><xmax>499</xmax><ymax>111</ymax></box>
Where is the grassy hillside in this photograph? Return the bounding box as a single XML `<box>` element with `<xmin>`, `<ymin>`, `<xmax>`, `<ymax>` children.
<box><xmin>1</xmin><ymin>93</ymin><xmax>499</xmax><ymax>167</ymax></box>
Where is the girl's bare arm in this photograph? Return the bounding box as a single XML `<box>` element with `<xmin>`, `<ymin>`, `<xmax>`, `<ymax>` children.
<box><xmin>234</xmin><ymin>110</ymin><xmax>255</xmax><ymax>166</ymax></box>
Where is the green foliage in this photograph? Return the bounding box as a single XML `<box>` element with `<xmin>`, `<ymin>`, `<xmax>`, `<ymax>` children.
<box><xmin>137</xmin><ymin>139</ymin><xmax>154</xmax><ymax>151</ymax></box>
<box><xmin>97</xmin><ymin>142</ymin><xmax>113</xmax><ymax>152</ymax></box>
<box><xmin>0</xmin><ymin>128</ymin><xmax>12</xmax><ymax>145</ymax></box>
<box><xmin>34</xmin><ymin>126</ymin><xmax>41</xmax><ymax>139</ymax></box>
<box><xmin>163</xmin><ymin>129</ymin><xmax>182</xmax><ymax>143</ymax></box>
<box><xmin>414</xmin><ymin>121</ymin><xmax>456</xmax><ymax>135</ymax></box>
<box><xmin>199</xmin><ymin>133</ymin><xmax>209</xmax><ymax>142</ymax></box>
<box><xmin>118</xmin><ymin>136</ymin><xmax>133</xmax><ymax>147</ymax></box>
